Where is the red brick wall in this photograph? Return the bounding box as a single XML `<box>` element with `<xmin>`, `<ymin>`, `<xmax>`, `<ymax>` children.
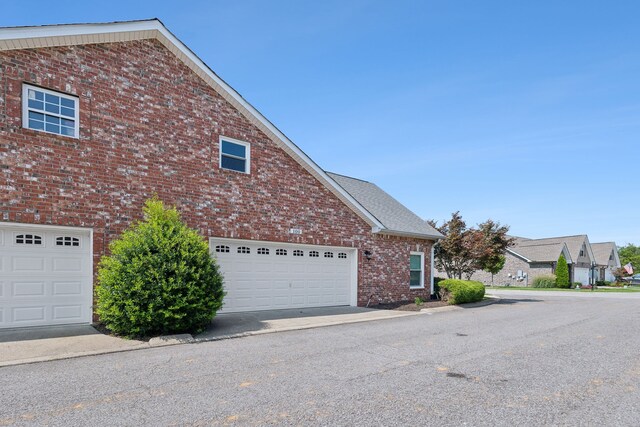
<box><xmin>0</xmin><ymin>39</ymin><xmax>434</xmax><ymax>308</ymax></box>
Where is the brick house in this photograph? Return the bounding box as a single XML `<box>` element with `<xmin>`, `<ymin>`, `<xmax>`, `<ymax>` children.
<box><xmin>469</xmin><ymin>235</ymin><xmax>597</xmax><ymax>286</ymax></box>
<box><xmin>0</xmin><ymin>20</ymin><xmax>442</xmax><ymax>329</ymax></box>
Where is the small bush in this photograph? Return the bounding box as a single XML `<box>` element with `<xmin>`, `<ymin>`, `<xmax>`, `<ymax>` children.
<box><xmin>414</xmin><ymin>297</ymin><xmax>424</xmax><ymax>306</ymax></box>
<box><xmin>572</xmin><ymin>282</ymin><xmax>583</xmax><ymax>289</ymax></box>
<box><xmin>532</xmin><ymin>275</ymin><xmax>557</xmax><ymax>288</ymax></box>
<box><xmin>96</xmin><ymin>198</ymin><xmax>225</xmax><ymax>338</ymax></box>
<box><xmin>595</xmin><ymin>280</ymin><xmax>611</xmax><ymax>286</ymax></box>
<box><xmin>438</xmin><ymin>279</ymin><xmax>485</xmax><ymax>305</ymax></box>
<box><xmin>555</xmin><ymin>255</ymin><xmax>570</xmax><ymax>288</ymax></box>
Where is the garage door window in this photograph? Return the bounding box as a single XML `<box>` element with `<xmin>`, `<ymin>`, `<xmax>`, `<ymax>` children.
<box><xmin>410</xmin><ymin>252</ymin><xmax>424</xmax><ymax>288</ymax></box>
<box><xmin>56</xmin><ymin>236</ymin><xmax>79</xmax><ymax>247</ymax></box>
<box><xmin>324</xmin><ymin>252</ymin><xmax>333</xmax><ymax>258</ymax></box>
<box><xmin>238</xmin><ymin>246</ymin><xmax>250</xmax><ymax>254</ymax></box>
<box><xmin>16</xmin><ymin>234</ymin><xmax>42</xmax><ymax>245</ymax></box>
<box><xmin>257</xmin><ymin>248</ymin><xmax>269</xmax><ymax>255</ymax></box>
<box><xmin>293</xmin><ymin>250</ymin><xmax>304</xmax><ymax>257</ymax></box>
<box><xmin>338</xmin><ymin>253</ymin><xmax>347</xmax><ymax>259</ymax></box>
<box><xmin>215</xmin><ymin>245</ymin><xmax>230</xmax><ymax>253</ymax></box>
<box><xmin>276</xmin><ymin>249</ymin><xmax>287</xmax><ymax>256</ymax></box>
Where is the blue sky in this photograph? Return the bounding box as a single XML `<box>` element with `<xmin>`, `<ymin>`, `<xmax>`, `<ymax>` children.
<box><xmin>2</xmin><ymin>1</ymin><xmax>639</xmax><ymax>245</ymax></box>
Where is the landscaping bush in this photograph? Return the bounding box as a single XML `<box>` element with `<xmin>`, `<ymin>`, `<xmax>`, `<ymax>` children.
<box><xmin>438</xmin><ymin>279</ymin><xmax>485</xmax><ymax>305</ymax></box>
<box><xmin>555</xmin><ymin>254</ymin><xmax>570</xmax><ymax>288</ymax></box>
<box><xmin>532</xmin><ymin>275</ymin><xmax>557</xmax><ymax>288</ymax></box>
<box><xmin>96</xmin><ymin>198</ymin><xmax>225</xmax><ymax>338</ymax></box>
<box><xmin>572</xmin><ymin>282</ymin><xmax>583</xmax><ymax>289</ymax></box>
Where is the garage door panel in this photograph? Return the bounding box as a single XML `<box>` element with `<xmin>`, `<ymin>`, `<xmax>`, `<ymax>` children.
<box><xmin>53</xmin><ymin>305</ymin><xmax>83</xmax><ymax>320</ymax></box>
<box><xmin>0</xmin><ymin>225</ymin><xmax>92</xmax><ymax>329</ymax></box>
<box><xmin>13</xmin><ymin>256</ymin><xmax>45</xmax><ymax>272</ymax></box>
<box><xmin>52</xmin><ymin>257</ymin><xmax>83</xmax><ymax>272</ymax></box>
<box><xmin>12</xmin><ymin>281</ymin><xmax>46</xmax><ymax>297</ymax></box>
<box><xmin>12</xmin><ymin>306</ymin><xmax>46</xmax><ymax>323</ymax></box>
<box><xmin>53</xmin><ymin>281</ymin><xmax>83</xmax><ymax>295</ymax></box>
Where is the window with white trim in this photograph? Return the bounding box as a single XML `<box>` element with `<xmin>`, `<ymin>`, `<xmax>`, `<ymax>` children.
<box><xmin>276</xmin><ymin>249</ymin><xmax>287</xmax><ymax>256</ymax></box>
<box><xmin>23</xmin><ymin>84</ymin><xmax>79</xmax><ymax>138</ymax></box>
<box><xmin>410</xmin><ymin>252</ymin><xmax>424</xmax><ymax>288</ymax></box>
<box><xmin>219</xmin><ymin>137</ymin><xmax>250</xmax><ymax>173</ymax></box>
<box><xmin>257</xmin><ymin>248</ymin><xmax>269</xmax><ymax>255</ymax></box>
<box><xmin>293</xmin><ymin>250</ymin><xmax>304</xmax><ymax>257</ymax></box>
<box><xmin>309</xmin><ymin>251</ymin><xmax>319</xmax><ymax>258</ymax></box>
<box><xmin>215</xmin><ymin>245</ymin><xmax>230</xmax><ymax>253</ymax></box>
<box><xmin>324</xmin><ymin>252</ymin><xmax>334</xmax><ymax>258</ymax></box>
<box><xmin>338</xmin><ymin>252</ymin><xmax>347</xmax><ymax>259</ymax></box>
<box><xmin>237</xmin><ymin>246</ymin><xmax>251</xmax><ymax>254</ymax></box>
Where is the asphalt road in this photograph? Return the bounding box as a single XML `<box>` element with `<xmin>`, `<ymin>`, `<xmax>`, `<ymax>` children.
<box><xmin>2</xmin><ymin>294</ymin><xmax>639</xmax><ymax>426</ymax></box>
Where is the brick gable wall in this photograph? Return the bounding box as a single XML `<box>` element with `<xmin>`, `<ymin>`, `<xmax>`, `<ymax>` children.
<box><xmin>0</xmin><ymin>39</ymin><xmax>434</xmax><ymax>310</ymax></box>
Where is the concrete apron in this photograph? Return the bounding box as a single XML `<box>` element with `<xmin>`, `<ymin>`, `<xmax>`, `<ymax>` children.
<box><xmin>0</xmin><ymin>299</ymin><xmax>498</xmax><ymax>368</ymax></box>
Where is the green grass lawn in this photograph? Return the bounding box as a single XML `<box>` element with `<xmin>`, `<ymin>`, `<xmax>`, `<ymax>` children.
<box><xmin>487</xmin><ymin>286</ymin><xmax>640</xmax><ymax>293</ymax></box>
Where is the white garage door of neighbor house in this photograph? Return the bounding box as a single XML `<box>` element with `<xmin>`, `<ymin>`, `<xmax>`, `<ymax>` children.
<box><xmin>0</xmin><ymin>224</ymin><xmax>93</xmax><ymax>329</ymax></box>
<box><xmin>210</xmin><ymin>238</ymin><xmax>356</xmax><ymax>313</ymax></box>
<box><xmin>574</xmin><ymin>267</ymin><xmax>590</xmax><ymax>285</ymax></box>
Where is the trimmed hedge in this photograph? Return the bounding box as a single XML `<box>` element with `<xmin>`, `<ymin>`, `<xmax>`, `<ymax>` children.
<box><xmin>532</xmin><ymin>275</ymin><xmax>556</xmax><ymax>288</ymax></box>
<box><xmin>96</xmin><ymin>198</ymin><xmax>225</xmax><ymax>338</ymax></box>
<box><xmin>438</xmin><ymin>279</ymin><xmax>485</xmax><ymax>305</ymax></box>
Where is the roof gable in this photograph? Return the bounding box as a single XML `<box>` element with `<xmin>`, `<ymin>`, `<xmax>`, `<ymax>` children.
<box><xmin>0</xmin><ymin>19</ymin><xmax>385</xmax><ymax>232</ymax></box>
<box><xmin>327</xmin><ymin>172</ymin><xmax>443</xmax><ymax>240</ymax></box>
<box><xmin>592</xmin><ymin>242</ymin><xmax>620</xmax><ymax>267</ymax></box>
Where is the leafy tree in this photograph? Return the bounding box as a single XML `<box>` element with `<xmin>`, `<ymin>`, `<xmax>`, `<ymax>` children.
<box><xmin>428</xmin><ymin>212</ymin><xmax>514</xmax><ymax>280</ymax></box>
<box><xmin>483</xmin><ymin>254</ymin><xmax>506</xmax><ymax>285</ymax></box>
<box><xmin>555</xmin><ymin>254</ymin><xmax>570</xmax><ymax>288</ymax></box>
<box><xmin>612</xmin><ymin>267</ymin><xmax>629</xmax><ymax>282</ymax></box>
<box><xmin>96</xmin><ymin>198</ymin><xmax>225</xmax><ymax>338</ymax></box>
<box><xmin>618</xmin><ymin>243</ymin><xmax>640</xmax><ymax>273</ymax></box>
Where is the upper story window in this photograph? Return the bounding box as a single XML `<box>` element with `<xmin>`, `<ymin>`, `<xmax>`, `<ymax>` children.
<box><xmin>23</xmin><ymin>84</ymin><xmax>79</xmax><ymax>138</ymax></box>
<box><xmin>219</xmin><ymin>137</ymin><xmax>250</xmax><ymax>173</ymax></box>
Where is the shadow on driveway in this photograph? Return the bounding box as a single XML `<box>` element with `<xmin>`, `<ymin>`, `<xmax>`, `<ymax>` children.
<box><xmin>197</xmin><ymin>306</ymin><xmax>377</xmax><ymax>340</ymax></box>
<box><xmin>0</xmin><ymin>324</ymin><xmax>101</xmax><ymax>344</ymax></box>
<box><xmin>495</xmin><ymin>298</ymin><xmax>543</xmax><ymax>305</ymax></box>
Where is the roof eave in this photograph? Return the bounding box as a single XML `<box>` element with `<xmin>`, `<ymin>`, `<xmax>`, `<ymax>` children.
<box><xmin>377</xmin><ymin>229</ymin><xmax>443</xmax><ymax>241</ymax></box>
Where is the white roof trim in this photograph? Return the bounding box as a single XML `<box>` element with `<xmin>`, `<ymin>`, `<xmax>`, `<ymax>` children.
<box><xmin>0</xmin><ymin>19</ymin><xmax>385</xmax><ymax>232</ymax></box>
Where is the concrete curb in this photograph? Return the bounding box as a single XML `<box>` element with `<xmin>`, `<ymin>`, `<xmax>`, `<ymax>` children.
<box><xmin>1</xmin><ymin>296</ymin><xmax>501</xmax><ymax>368</ymax></box>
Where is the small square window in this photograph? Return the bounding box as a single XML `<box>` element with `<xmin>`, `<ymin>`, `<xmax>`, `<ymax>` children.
<box><xmin>219</xmin><ymin>137</ymin><xmax>250</xmax><ymax>173</ymax></box>
<box><xmin>23</xmin><ymin>84</ymin><xmax>79</xmax><ymax>138</ymax></box>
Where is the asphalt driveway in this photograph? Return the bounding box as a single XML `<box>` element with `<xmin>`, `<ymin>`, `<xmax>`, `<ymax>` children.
<box><xmin>1</xmin><ymin>293</ymin><xmax>639</xmax><ymax>426</ymax></box>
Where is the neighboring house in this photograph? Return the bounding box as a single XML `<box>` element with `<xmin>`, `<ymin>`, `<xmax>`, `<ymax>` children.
<box><xmin>0</xmin><ymin>20</ymin><xmax>442</xmax><ymax>329</ymax></box>
<box><xmin>465</xmin><ymin>235</ymin><xmax>596</xmax><ymax>286</ymax></box>
<box><xmin>591</xmin><ymin>242</ymin><xmax>621</xmax><ymax>282</ymax></box>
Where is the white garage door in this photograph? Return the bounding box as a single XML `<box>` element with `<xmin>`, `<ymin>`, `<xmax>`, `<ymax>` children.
<box><xmin>0</xmin><ymin>224</ymin><xmax>93</xmax><ymax>329</ymax></box>
<box><xmin>573</xmin><ymin>267</ymin><xmax>590</xmax><ymax>285</ymax></box>
<box><xmin>210</xmin><ymin>238</ymin><xmax>356</xmax><ymax>313</ymax></box>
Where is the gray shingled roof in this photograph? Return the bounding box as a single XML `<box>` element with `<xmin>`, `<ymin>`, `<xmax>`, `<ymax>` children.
<box><xmin>327</xmin><ymin>172</ymin><xmax>443</xmax><ymax>240</ymax></box>
<box><xmin>510</xmin><ymin>241</ymin><xmax>568</xmax><ymax>263</ymax></box>
<box><xmin>591</xmin><ymin>242</ymin><xmax>616</xmax><ymax>266</ymax></box>
<box><xmin>518</xmin><ymin>235</ymin><xmax>589</xmax><ymax>262</ymax></box>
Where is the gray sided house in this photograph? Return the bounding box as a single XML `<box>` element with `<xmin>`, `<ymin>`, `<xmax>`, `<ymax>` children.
<box><xmin>470</xmin><ymin>235</ymin><xmax>597</xmax><ymax>286</ymax></box>
<box><xmin>591</xmin><ymin>242</ymin><xmax>621</xmax><ymax>282</ymax></box>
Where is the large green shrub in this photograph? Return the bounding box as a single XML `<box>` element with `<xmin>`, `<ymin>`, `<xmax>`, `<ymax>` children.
<box><xmin>438</xmin><ymin>279</ymin><xmax>485</xmax><ymax>305</ymax></box>
<box><xmin>532</xmin><ymin>275</ymin><xmax>556</xmax><ymax>288</ymax></box>
<box><xmin>96</xmin><ymin>198</ymin><xmax>225</xmax><ymax>338</ymax></box>
<box><xmin>555</xmin><ymin>254</ymin><xmax>570</xmax><ymax>289</ymax></box>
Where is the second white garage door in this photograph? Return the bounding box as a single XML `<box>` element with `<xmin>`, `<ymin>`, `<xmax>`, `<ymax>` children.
<box><xmin>0</xmin><ymin>224</ymin><xmax>93</xmax><ymax>329</ymax></box>
<box><xmin>210</xmin><ymin>238</ymin><xmax>357</xmax><ymax>313</ymax></box>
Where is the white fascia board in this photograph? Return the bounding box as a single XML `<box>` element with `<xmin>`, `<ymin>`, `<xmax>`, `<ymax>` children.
<box><xmin>0</xmin><ymin>19</ymin><xmax>386</xmax><ymax>232</ymax></box>
<box><xmin>583</xmin><ymin>236</ymin><xmax>596</xmax><ymax>264</ymax></box>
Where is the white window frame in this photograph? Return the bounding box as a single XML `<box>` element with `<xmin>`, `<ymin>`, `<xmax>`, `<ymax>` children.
<box><xmin>22</xmin><ymin>83</ymin><xmax>80</xmax><ymax>139</ymax></box>
<box><xmin>219</xmin><ymin>136</ymin><xmax>250</xmax><ymax>174</ymax></box>
<box><xmin>410</xmin><ymin>251</ymin><xmax>425</xmax><ymax>289</ymax></box>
